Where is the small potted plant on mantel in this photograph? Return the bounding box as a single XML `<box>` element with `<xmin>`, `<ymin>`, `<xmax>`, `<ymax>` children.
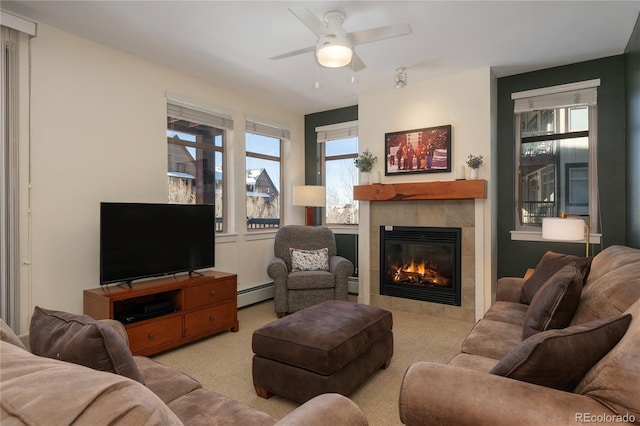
<box><xmin>466</xmin><ymin>154</ymin><xmax>483</xmax><ymax>180</ymax></box>
<box><xmin>354</xmin><ymin>149</ymin><xmax>377</xmax><ymax>184</ymax></box>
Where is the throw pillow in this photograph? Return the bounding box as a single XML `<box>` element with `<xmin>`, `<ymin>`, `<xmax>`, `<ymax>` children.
<box><xmin>520</xmin><ymin>251</ymin><xmax>592</xmax><ymax>304</ymax></box>
<box><xmin>491</xmin><ymin>314</ymin><xmax>632</xmax><ymax>391</ymax></box>
<box><xmin>29</xmin><ymin>306</ymin><xmax>144</xmax><ymax>383</ymax></box>
<box><xmin>522</xmin><ymin>262</ymin><xmax>583</xmax><ymax>339</ymax></box>
<box><xmin>290</xmin><ymin>247</ymin><xmax>329</xmax><ymax>272</ymax></box>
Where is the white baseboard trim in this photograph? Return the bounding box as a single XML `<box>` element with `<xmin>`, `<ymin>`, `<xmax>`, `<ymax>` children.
<box><xmin>237</xmin><ymin>283</ymin><xmax>274</xmax><ymax>308</ymax></box>
<box><xmin>348</xmin><ymin>277</ymin><xmax>359</xmax><ymax>295</ymax></box>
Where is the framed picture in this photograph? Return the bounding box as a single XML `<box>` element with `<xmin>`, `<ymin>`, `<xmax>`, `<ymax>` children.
<box><xmin>384</xmin><ymin>124</ymin><xmax>452</xmax><ymax>175</ymax></box>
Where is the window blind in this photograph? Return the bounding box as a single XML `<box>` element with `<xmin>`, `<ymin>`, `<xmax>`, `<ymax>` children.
<box><xmin>512</xmin><ymin>79</ymin><xmax>599</xmax><ymax>113</ymax></box>
<box><xmin>167</xmin><ymin>97</ymin><xmax>234</xmax><ymax>130</ymax></box>
<box><xmin>316</xmin><ymin>120</ymin><xmax>358</xmax><ymax>143</ymax></box>
<box><xmin>246</xmin><ymin>119</ymin><xmax>290</xmax><ymax>140</ymax></box>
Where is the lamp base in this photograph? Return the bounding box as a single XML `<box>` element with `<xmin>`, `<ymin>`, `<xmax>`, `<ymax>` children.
<box><xmin>305</xmin><ymin>206</ymin><xmax>316</xmax><ymax>226</ymax></box>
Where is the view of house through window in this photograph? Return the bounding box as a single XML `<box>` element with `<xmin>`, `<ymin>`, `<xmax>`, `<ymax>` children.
<box><xmin>516</xmin><ymin>94</ymin><xmax>597</xmax><ymax>230</ymax></box>
<box><xmin>167</xmin><ymin>113</ymin><xmax>224</xmax><ymax>232</ymax></box>
<box><xmin>246</xmin><ymin>132</ymin><xmax>282</xmax><ymax>230</ymax></box>
<box><xmin>324</xmin><ymin>137</ymin><xmax>358</xmax><ymax>224</ymax></box>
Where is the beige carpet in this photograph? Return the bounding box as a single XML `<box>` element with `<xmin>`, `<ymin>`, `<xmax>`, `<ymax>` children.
<box><xmin>152</xmin><ymin>300</ymin><xmax>474</xmax><ymax>426</ymax></box>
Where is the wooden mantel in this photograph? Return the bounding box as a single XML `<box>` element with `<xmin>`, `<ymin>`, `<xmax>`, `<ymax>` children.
<box><xmin>353</xmin><ymin>180</ymin><xmax>486</xmax><ymax>201</ymax></box>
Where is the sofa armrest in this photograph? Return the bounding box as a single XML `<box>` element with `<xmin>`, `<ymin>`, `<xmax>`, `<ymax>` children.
<box><xmin>496</xmin><ymin>277</ymin><xmax>526</xmax><ymax>302</ymax></box>
<box><xmin>275</xmin><ymin>393</ymin><xmax>368</xmax><ymax>426</ymax></box>
<box><xmin>400</xmin><ymin>362</ymin><xmax>625</xmax><ymax>426</ymax></box>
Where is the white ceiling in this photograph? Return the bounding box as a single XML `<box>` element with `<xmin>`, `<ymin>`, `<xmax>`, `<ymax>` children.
<box><xmin>3</xmin><ymin>1</ymin><xmax>639</xmax><ymax>114</ymax></box>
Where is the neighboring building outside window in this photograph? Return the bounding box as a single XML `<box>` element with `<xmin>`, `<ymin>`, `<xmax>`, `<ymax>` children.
<box><xmin>317</xmin><ymin>121</ymin><xmax>359</xmax><ymax>225</ymax></box>
<box><xmin>512</xmin><ymin>81</ymin><xmax>599</xmax><ymax>232</ymax></box>
<box><xmin>245</xmin><ymin>119</ymin><xmax>287</xmax><ymax>230</ymax></box>
<box><xmin>167</xmin><ymin>100</ymin><xmax>230</xmax><ymax>232</ymax></box>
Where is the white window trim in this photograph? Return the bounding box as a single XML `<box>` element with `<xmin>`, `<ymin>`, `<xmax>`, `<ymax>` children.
<box><xmin>511</xmin><ymin>81</ymin><xmax>600</xmax><ymax>243</ymax></box>
<box><xmin>316</xmin><ymin>120</ymin><xmax>358</xmax><ymax>143</ymax></box>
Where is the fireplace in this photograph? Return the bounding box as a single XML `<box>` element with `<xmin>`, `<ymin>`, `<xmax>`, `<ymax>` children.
<box><xmin>380</xmin><ymin>226</ymin><xmax>461</xmax><ymax>306</ymax></box>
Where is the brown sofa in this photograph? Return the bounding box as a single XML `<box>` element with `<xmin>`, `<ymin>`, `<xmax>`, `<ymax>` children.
<box><xmin>400</xmin><ymin>245</ymin><xmax>640</xmax><ymax>425</ymax></box>
<box><xmin>1</xmin><ymin>313</ymin><xmax>368</xmax><ymax>425</ymax></box>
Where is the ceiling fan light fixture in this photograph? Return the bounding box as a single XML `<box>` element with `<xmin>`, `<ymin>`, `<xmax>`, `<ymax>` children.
<box><xmin>316</xmin><ymin>35</ymin><xmax>353</xmax><ymax>68</ymax></box>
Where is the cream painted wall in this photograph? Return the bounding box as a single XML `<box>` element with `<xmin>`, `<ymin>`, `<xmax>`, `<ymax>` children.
<box><xmin>357</xmin><ymin>67</ymin><xmax>497</xmax><ymax>316</ymax></box>
<box><xmin>17</xmin><ymin>23</ymin><xmax>305</xmax><ymax>332</ymax></box>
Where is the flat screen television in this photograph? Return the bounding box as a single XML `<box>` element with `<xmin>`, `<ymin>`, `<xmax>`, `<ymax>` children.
<box><xmin>100</xmin><ymin>202</ymin><xmax>215</xmax><ymax>285</ymax></box>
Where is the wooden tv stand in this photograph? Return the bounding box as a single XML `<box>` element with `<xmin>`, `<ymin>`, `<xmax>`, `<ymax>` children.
<box><xmin>83</xmin><ymin>271</ymin><xmax>238</xmax><ymax>356</ymax></box>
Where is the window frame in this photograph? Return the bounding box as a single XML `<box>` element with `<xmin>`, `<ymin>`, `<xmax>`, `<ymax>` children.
<box><xmin>511</xmin><ymin>80</ymin><xmax>600</xmax><ymax>240</ymax></box>
<box><xmin>245</xmin><ymin>123</ymin><xmax>285</xmax><ymax>231</ymax></box>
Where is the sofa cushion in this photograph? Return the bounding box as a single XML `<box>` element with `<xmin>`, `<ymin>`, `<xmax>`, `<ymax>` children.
<box><xmin>290</xmin><ymin>247</ymin><xmax>329</xmax><ymax>272</ymax></box>
<box><xmin>482</xmin><ymin>301</ymin><xmax>529</xmax><ymax>326</ymax></box>
<box><xmin>522</xmin><ymin>262</ymin><xmax>583</xmax><ymax>339</ymax></box>
<box><xmin>520</xmin><ymin>251</ymin><xmax>591</xmax><ymax>304</ymax></box>
<box><xmin>287</xmin><ymin>270</ymin><xmax>336</xmax><ymax>290</ymax></box>
<box><xmin>0</xmin><ymin>318</ymin><xmax>27</xmax><ymax>350</ymax></box>
<box><xmin>29</xmin><ymin>306</ymin><xmax>144</xmax><ymax>383</ymax></box>
<box><xmin>490</xmin><ymin>314</ymin><xmax>631</xmax><ymax>391</ymax></box>
<box><xmin>134</xmin><ymin>356</ymin><xmax>202</xmax><ymax>404</ymax></box>
<box><xmin>575</xmin><ymin>299</ymin><xmax>640</xmax><ymax>420</ymax></box>
<box><xmin>0</xmin><ymin>341</ymin><xmax>181</xmax><ymax>425</ymax></box>
<box><xmin>460</xmin><ymin>319</ymin><xmax>523</xmax><ymax>361</ymax></box>
<box><xmin>571</xmin><ymin>245</ymin><xmax>640</xmax><ymax>325</ymax></box>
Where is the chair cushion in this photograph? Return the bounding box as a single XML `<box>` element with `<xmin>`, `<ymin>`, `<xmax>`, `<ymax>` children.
<box><xmin>491</xmin><ymin>314</ymin><xmax>631</xmax><ymax>392</ymax></box>
<box><xmin>287</xmin><ymin>270</ymin><xmax>336</xmax><ymax>289</ymax></box>
<box><xmin>520</xmin><ymin>251</ymin><xmax>591</xmax><ymax>304</ymax></box>
<box><xmin>522</xmin><ymin>262</ymin><xmax>583</xmax><ymax>339</ymax></box>
<box><xmin>290</xmin><ymin>247</ymin><xmax>329</xmax><ymax>271</ymax></box>
<box><xmin>29</xmin><ymin>306</ymin><xmax>144</xmax><ymax>383</ymax></box>
<box><xmin>252</xmin><ymin>300</ymin><xmax>392</xmax><ymax>375</ymax></box>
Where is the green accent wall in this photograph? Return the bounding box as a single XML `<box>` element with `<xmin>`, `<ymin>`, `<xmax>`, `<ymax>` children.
<box><xmin>626</xmin><ymin>13</ymin><xmax>640</xmax><ymax>248</ymax></box>
<box><xmin>497</xmin><ymin>55</ymin><xmax>628</xmax><ymax>278</ymax></box>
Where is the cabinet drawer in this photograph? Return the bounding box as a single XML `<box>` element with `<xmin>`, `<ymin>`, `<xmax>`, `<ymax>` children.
<box><xmin>127</xmin><ymin>316</ymin><xmax>182</xmax><ymax>354</ymax></box>
<box><xmin>184</xmin><ymin>278</ymin><xmax>236</xmax><ymax>310</ymax></box>
<box><xmin>185</xmin><ymin>302</ymin><xmax>235</xmax><ymax>336</ymax></box>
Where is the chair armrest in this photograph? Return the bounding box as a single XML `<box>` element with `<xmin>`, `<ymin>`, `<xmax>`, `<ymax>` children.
<box><xmin>267</xmin><ymin>257</ymin><xmax>288</xmax><ymax>280</ymax></box>
<box><xmin>275</xmin><ymin>393</ymin><xmax>368</xmax><ymax>426</ymax></box>
<box><xmin>400</xmin><ymin>362</ymin><xmax>621</xmax><ymax>426</ymax></box>
<box><xmin>329</xmin><ymin>255</ymin><xmax>354</xmax><ymax>278</ymax></box>
<box><xmin>496</xmin><ymin>277</ymin><xmax>526</xmax><ymax>302</ymax></box>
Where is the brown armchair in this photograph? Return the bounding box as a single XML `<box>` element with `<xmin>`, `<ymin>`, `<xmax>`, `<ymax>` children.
<box><xmin>267</xmin><ymin>226</ymin><xmax>354</xmax><ymax>317</ymax></box>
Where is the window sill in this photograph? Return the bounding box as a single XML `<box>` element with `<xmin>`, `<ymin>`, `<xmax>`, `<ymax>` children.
<box><xmin>245</xmin><ymin>229</ymin><xmax>278</xmax><ymax>241</ymax></box>
<box><xmin>510</xmin><ymin>230</ymin><xmax>601</xmax><ymax>244</ymax></box>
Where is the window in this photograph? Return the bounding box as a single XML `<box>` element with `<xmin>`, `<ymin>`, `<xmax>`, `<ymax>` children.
<box><xmin>167</xmin><ymin>99</ymin><xmax>231</xmax><ymax>232</ymax></box>
<box><xmin>317</xmin><ymin>121</ymin><xmax>359</xmax><ymax>225</ymax></box>
<box><xmin>513</xmin><ymin>81</ymin><xmax>599</xmax><ymax>232</ymax></box>
<box><xmin>245</xmin><ymin>119</ymin><xmax>287</xmax><ymax>230</ymax></box>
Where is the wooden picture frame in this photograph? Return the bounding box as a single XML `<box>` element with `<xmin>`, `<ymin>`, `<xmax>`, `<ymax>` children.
<box><xmin>384</xmin><ymin>125</ymin><xmax>452</xmax><ymax>176</ymax></box>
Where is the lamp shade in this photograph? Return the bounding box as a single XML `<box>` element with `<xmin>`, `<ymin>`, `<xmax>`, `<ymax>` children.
<box><xmin>541</xmin><ymin>217</ymin><xmax>585</xmax><ymax>241</ymax></box>
<box><xmin>293</xmin><ymin>185</ymin><xmax>326</xmax><ymax>207</ymax></box>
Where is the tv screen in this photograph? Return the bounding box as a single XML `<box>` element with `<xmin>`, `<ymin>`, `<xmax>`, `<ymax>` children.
<box><xmin>100</xmin><ymin>202</ymin><xmax>215</xmax><ymax>285</ymax></box>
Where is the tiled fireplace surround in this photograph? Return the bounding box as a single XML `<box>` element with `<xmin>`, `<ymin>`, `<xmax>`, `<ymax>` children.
<box><xmin>355</xmin><ymin>181</ymin><xmax>487</xmax><ymax>323</ymax></box>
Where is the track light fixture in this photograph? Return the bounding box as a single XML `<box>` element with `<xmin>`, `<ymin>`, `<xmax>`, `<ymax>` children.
<box><xmin>394</xmin><ymin>67</ymin><xmax>407</xmax><ymax>89</ymax></box>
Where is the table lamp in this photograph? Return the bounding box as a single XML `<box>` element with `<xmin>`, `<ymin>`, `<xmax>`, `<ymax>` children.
<box><xmin>293</xmin><ymin>185</ymin><xmax>326</xmax><ymax>226</ymax></box>
<box><xmin>542</xmin><ymin>215</ymin><xmax>590</xmax><ymax>256</ymax></box>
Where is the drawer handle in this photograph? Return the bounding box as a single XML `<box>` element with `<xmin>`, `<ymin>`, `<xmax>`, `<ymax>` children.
<box><xmin>209</xmin><ymin>315</ymin><xmax>215</xmax><ymax>322</ymax></box>
<box><xmin>209</xmin><ymin>290</ymin><xmax>216</xmax><ymax>296</ymax></box>
<box><xmin>148</xmin><ymin>333</ymin><xmax>154</xmax><ymax>340</ymax></box>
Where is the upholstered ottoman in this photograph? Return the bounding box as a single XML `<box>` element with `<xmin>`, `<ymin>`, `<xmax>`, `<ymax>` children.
<box><xmin>252</xmin><ymin>300</ymin><xmax>393</xmax><ymax>403</ymax></box>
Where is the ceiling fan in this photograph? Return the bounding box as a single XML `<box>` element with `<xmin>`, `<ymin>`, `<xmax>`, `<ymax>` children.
<box><xmin>270</xmin><ymin>8</ymin><xmax>412</xmax><ymax>71</ymax></box>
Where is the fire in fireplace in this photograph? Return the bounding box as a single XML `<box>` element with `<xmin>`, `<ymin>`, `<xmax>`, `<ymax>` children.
<box><xmin>380</xmin><ymin>226</ymin><xmax>461</xmax><ymax>306</ymax></box>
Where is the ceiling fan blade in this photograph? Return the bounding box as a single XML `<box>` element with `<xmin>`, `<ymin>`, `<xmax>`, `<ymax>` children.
<box><xmin>351</xmin><ymin>53</ymin><xmax>366</xmax><ymax>72</ymax></box>
<box><xmin>269</xmin><ymin>45</ymin><xmax>315</xmax><ymax>61</ymax></box>
<box><xmin>289</xmin><ymin>8</ymin><xmax>333</xmax><ymax>37</ymax></box>
<box><xmin>347</xmin><ymin>22</ymin><xmax>412</xmax><ymax>46</ymax></box>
